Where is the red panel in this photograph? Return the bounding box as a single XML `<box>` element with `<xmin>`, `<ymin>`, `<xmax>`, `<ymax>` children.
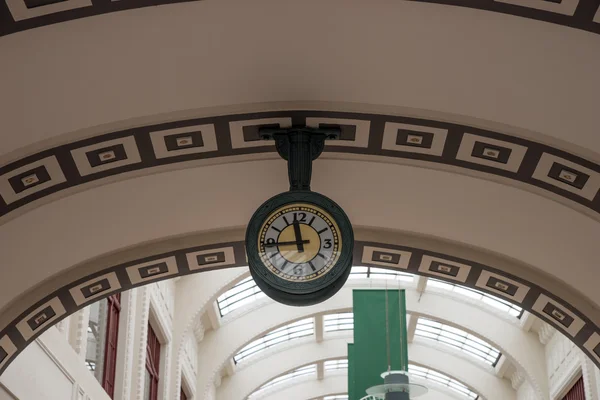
<box><xmin>102</xmin><ymin>293</ymin><xmax>121</xmax><ymax>398</ymax></box>
<box><xmin>145</xmin><ymin>323</ymin><xmax>161</xmax><ymax>400</ymax></box>
<box><xmin>563</xmin><ymin>377</ymin><xmax>585</xmax><ymax>400</ymax></box>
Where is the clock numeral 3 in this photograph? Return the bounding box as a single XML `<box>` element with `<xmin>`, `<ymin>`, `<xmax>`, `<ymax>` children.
<box><xmin>324</xmin><ymin>239</ymin><xmax>332</xmax><ymax>249</ymax></box>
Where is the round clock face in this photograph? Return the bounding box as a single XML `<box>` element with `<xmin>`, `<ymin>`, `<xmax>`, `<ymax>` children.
<box><xmin>258</xmin><ymin>203</ymin><xmax>342</xmax><ymax>282</ymax></box>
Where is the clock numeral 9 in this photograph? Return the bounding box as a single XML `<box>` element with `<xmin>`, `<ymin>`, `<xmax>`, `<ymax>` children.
<box><xmin>266</xmin><ymin>238</ymin><xmax>275</xmax><ymax>244</ymax></box>
<box><xmin>324</xmin><ymin>239</ymin><xmax>332</xmax><ymax>249</ymax></box>
<box><xmin>293</xmin><ymin>212</ymin><xmax>307</xmax><ymax>222</ymax></box>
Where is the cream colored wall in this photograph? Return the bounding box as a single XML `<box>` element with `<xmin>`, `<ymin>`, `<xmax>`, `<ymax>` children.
<box><xmin>1</xmin><ymin>272</ymin><xmax>600</xmax><ymax>400</ymax></box>
<box><xmin>1</xmin><ymin>1</ymin><xmax>600</xmax><ymax>157</ymax></box>
<box><xmin>0</xmin><ymin>327</ymin><xmax>112</xmax><ymax>400</ymax></box>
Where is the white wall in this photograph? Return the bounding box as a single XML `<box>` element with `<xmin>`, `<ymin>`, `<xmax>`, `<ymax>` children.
<box><xmin>545</xmin><ymin>327</ymin><xmax>582</xmax><ymax>399</ymax></box>
<box><xmin>517</xmin><ymin>381</ymin><xmax>538</xmax><ymax>400</ymax></box>
<box><xmin>0</xmin><ymin>280</ymin><xmax>183</xmax><ymax>400</ymax></box>
<box><xmin>0</xmin><ymin>327</ymin><xmax>111</xmax><ymax>400</ymax></box>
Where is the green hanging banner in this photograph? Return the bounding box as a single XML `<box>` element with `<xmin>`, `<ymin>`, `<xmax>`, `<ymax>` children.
<box><xmin>348</xmin><ymin>289</ymin><xmax>409</xmax><ymax>400</ymax></box>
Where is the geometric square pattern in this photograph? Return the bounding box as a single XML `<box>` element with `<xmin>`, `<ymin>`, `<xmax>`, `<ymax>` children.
<box><xmin>0</xmin><ymin>336</ymin><xmax>17</xmax><ymax>371</ymax></box>
<box><xmin>0</xmin><ymin>156</ymin><xmax>66</xmax><ymax>205</ymax></box>
<box><xmin>493</xmin><ymin>0</ymin><xmax>579</xmax><ymax>16</ymax></box>
<box><xmin>584</xmin><ymin>332</ymin><xmax>600</xmax><ymax>364</ymax></box>
<box><xmin>418</xmin><ymin>255</ymin><xmax>471</xmax><ymax>282</ymax></box>
<box><xmin>70</xmin><ymin>136</ymin><xmax>141</xmax><ymax>177</ymax></box>
<box><xmin>16</xmin><ymin>297</ymin><xmax>66</xmax><ymax>341</ymax></box>
<box><xmin>382</xmin><ymin>123</ymin><xmax>448</xmax><ymax>156</ymax></box>
<box><xmin>548</xmin><ymin>162</ymin><xmax>589</xmax><ymax>189</ymax></box>
<box><xmin>126</xmin><ymin>256</ymin><xmax>179</xmax><ymax>285</ymax></box>
<box><xmin>8</xmin><ymin>165</ymin><xmax>51</xmax><ymax>194</ymax></box>
<box><xmin>456</xmin><ymin>134</ymin><xmax>528</xmax><ymax>173</ymax></box>
<box><xmin>361</xmin><ymin>246</ymin><xmax>412</xmax><ymax>269</ymax></box>
<box><xmin>475</xmin><ymin>270</ymin><xmax>530</xmax><ymax>303</ymax></box>
<box><xmin>396</xmin><ymin>130</ymin><xmax>434</xmax><ymax>148</ymax></box>
<box><xmin>27</xmin><ymin>305</ymin><xmax>57</xmax><ymax>331</ymax></box>
<box><xmin>532</xmin><ymin>153</ymin><xmax>600</xmax><ymax>200</ymax></box>
<box><xmin>149</xmin><ymin>124</ymin><xmax>218</xmax><ymax>159</ymax></box>
<box><xmin>24</xmin><ymin>0</ymin><xmax>65</xmax><ymax>8</ymax></box>
<box><xmin>229</xmin><ymin>118</ymin><xmax>292</xmax><ymax>149</ymax></box>
<box><xmin>86</xmin><ymin>144</ymin><xmax>127</xmax><ymax>167</ymax></box>
<box><xmin>532</xmin><ymin>294</ymin><xmax>585</xmax><ymax>337</ymax></box>
<box><xmin>186</xmin><ymin>247</ymin><xmax>236</xmax><ymax>271</ymax></box>
<box><xmin>306</xmin><ymin>117</ymin><xmax>371</xmax><ymax>148</ymax></box>
<box><xmin>5</xmin><ymin>0</ymin><xmax>91</xmax><ymax>21</ymax></box>
<box><xmin>68</xmin><ymin>272</ymin><xmax>121</xmax><ymax>306</ymax></box>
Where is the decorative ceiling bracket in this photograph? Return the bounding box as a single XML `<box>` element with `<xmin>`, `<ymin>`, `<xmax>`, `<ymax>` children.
<box><xmin>259</xmin><ymin>126</ymin><xmax>341</xmax><ymax>191</ymax></box>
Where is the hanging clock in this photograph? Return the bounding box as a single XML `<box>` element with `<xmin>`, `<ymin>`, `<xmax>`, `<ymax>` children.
<box><xmin>245</xmin><ymin>127</ymin><xmax>354</xmax><ymax>306</ymax></box>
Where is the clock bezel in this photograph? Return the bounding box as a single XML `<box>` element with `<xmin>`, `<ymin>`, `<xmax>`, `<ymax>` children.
<box><xmin>246</xmin><ymin>191</ymin><xmax>354</xmax><ymax>296</ymax></box>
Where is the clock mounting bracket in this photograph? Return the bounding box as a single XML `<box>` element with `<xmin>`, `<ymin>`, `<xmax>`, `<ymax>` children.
<box><xmin>259</xmin><ymin>126</ymin><xmax>341</xmax><ymax>191</ymax></box>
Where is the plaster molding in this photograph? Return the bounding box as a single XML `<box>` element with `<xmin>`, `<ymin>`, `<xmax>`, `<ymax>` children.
<box><xmin>119</xmin><ymin>288</ymin><xmax>138</xmax><ymax>400</ymax></box>
<box><xmin>539</xmin><ymin>322</ymin><xmax>557</xmax><ymax>345</ymax></box>
<box><xmin>193</xmin><ymin>319</ymin><xmax>205</xmax><ymax>343</ymax></box>
<box><xmin>135</xmin><ymin>287</ymin><xmax>151</xmax><ymax>400</ymax></box>
<box><xmin>511</xmin><ymin>369</ymin><xmax>525</xmax><ymax>390</ymax></box>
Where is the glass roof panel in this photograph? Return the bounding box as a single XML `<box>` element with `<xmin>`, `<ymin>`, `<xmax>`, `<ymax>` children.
<box><xmin>234</xmin><ymin>318</ymin><xmax>314</xmax><ymax>363</ymax></box>
<box><xmin>427</xmin><ymin>278</ymin><xmax>523</xmax><ymax>318</ymax></box>
<box><xmin>409</xmin><ymin>364</ymin><xmax>479</xmax><ymax>399</ymax></box>
<box><xmin>324</xmin><ymin>359</ymin><xmax>348</xmax><ymax>371</ymax></box>
<box><xmin>217</xmin><ymin>276</ymin><xmax>266</xmax><ymax>316</ymax></box>
<box><xmin>249</xmin><ymin>364</ymin><xmax>316</xmax><ymax>398</ymax></box>
<box><xmin>415</xmin><ymin>318</ymin><xmax>501</xmax><ymax>366</ymax></box>
<box><xmin>324</xmin><ymin>313</ymin><xmax>354</xmax><ymax>332</ymax></box>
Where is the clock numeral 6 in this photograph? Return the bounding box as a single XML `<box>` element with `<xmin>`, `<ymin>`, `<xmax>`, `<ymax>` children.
<box><xmin>324</xmin><ymin>239</ymin><xmax>332</xmax><ymax>249</ymax></box>
<box><xmin>293</xmin><ymin>212</ymin><xmax>307</xmax><ymax>222</ymax></box>
<box><xmin>293</xmin><ymin>265</ymin><xmax>304</xmax><ymax>275</ymax></box>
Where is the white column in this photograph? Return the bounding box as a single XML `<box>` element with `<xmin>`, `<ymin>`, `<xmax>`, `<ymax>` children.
<box><xmin>315</xmin><ymin>315</ymin><xmax>324</xmax><ymax>344</ymax></box>
<box><xmin>114</xmin><ymin>289</ymin><xmax>138</xmax><ymax>400</ymax></box>
<box><xmin>581</xmin><ymin>353</ymin><xmax>600</xmax><ymax>400</ymax></box>
<box><xmin>130</xmin><ymin>286</ymin><xmax>151</xmax><ymax>400</ymax></box>
<box><xmin>69</xmin><ymin>307</ymin><xmax>90</xmax><ymax>360</ymax></box>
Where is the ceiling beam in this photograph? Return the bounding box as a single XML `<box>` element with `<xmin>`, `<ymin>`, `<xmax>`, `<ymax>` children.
<box><xmin>519</xmin><ymin>311</ymin><xmax>535</xmax><ymax>332</ymax></box>
<box><xmin>206</xmin><ymin>302</ymin><xmax>221</xmax><ymax>331</ymax></box>
<box><xmin>317</xmin><ymin>361</ymin><xmax>325</xmax><ymax>381</ymax></box>
<box><xmin>315</xmin><ymin>315</ymin><xmax>324</xmax><ymax>343</ymax></box>
<box><xmin>407</xmin><ymin>314</ymin><xmax>418</xmax><ymax>343</ymax></box>
<box><xmin>416</xmin><ymin>276</ymin><xmax>428</xmax><ymax>293</ymax></box>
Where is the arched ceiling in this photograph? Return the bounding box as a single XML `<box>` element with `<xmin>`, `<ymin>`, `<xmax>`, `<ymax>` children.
<box><xmin>198</xmin><ymin>283</ymin><xmax>544</xmax><ymax>398</ymax></box>
<box><xmin>1</xmin><ymin>0</ymin><xmax>600</xmax><ymax>387</ymax></box>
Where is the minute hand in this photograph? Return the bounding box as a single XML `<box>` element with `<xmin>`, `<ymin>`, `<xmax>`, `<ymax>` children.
<box><xmin>264</xmin><ymin>240</ymin><xmax>310</xmax><ymax>247</ymax></box>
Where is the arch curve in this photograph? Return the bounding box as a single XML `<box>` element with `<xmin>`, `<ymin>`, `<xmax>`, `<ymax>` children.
<box><xmin>0</xmin><ymin>227</ymin><xmax>599</xmax><ymax>382</ymax></box>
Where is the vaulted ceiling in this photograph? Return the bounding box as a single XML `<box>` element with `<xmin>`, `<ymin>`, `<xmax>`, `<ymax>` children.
<box><xmin>0</xmin><ymin>0</ymin><xmax>599</xmax><ymax>383</ymax></box>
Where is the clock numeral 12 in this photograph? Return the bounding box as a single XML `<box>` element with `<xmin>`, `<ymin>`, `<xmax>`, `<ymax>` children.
<box><xmin>293</xmin><ymin>212</ymin><xmax>307</xmax><ymax>222</ymax></box>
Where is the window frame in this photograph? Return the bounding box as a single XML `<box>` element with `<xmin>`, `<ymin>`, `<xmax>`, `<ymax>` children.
<box><xmin>427</xmin><ymin>278</ymin><xmax>523</xmax><ymax>318</ymax></box>
<box><xmin>234</xmin><ymin>318</ymin><xmax>314</xmax><ymax>363</ymax></box>
<box><xmin>145</xmin><ymin>323</ymin><xmax>161</xmax><ymax>400</ymax></box>
<box><xmin>101</xmin><ymin>293</ymin><xmax>121</xmax><ymax>398</ymax></box>
<box><xmin>409</xmin><ymin>364</ymin><xmax>479</xmax><ymax>399</ymax></box>
<box><xmin>415</xmin><ymin>317</ymin><xmax>502</xmax><ymax>366</ymax></box>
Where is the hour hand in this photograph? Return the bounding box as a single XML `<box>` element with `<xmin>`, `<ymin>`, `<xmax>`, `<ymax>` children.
<box><xmin>264</xmin><ymin>240</ymin><xmax>310</xmax><ymax>247</ymax></box>
<box><xmin>293</xmin><ymin>220</ymin><xmax>305</xmax><ymax>253</ymax></box>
